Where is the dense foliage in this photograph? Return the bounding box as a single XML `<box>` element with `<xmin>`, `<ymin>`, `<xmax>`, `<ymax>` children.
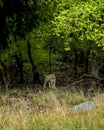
<box><xmin>0</xmin><ymin>0</ymin><xmax>104</xmax><ymax>89</ymax></box>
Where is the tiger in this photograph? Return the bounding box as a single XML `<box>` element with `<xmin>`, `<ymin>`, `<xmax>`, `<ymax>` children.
<box><xmin>44</xmin><ymin>74</ymin><xmax>56</xmax><ymax>89</ymax></box>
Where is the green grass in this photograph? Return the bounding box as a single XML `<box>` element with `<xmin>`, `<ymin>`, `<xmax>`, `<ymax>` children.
<box><xmin>0</xmin><ymin>88</ymin><xmax>103</xmax><ymax>130</ymax></box>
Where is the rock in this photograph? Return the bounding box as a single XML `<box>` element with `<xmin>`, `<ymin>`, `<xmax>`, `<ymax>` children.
<box><xmin>72</xmin><ymin>101</ymin><xmax>95</xmax><ymax>112</ymax></box>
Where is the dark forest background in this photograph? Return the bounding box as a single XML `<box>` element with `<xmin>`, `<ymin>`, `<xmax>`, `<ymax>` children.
<box><xmin>0</xmin><ymin>0</ymin><xmax>104</xmax><ymax>92</ymax></box>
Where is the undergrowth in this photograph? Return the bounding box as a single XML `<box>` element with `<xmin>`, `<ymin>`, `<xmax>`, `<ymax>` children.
<box><xmin>0</xmin><ymin>88</ymin><xmax>103</xmax><ymax>130</ymax></box>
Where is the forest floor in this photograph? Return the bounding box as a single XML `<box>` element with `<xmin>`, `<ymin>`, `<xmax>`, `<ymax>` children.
<box><xmin>0</xmin><ymin>87</ymin><xmax>104</xmax><ymax>130</ymax></box>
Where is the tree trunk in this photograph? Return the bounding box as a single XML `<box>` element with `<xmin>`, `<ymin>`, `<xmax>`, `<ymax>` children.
<box><xmin>90</xmin><ymin>58</ymin><xmax>99</xmax><ymax>78</ymax></box>
<box><xmin>80</xmin><ymin>50</ymin><xmax>84</xmax><ymax>64</ymax></box>
<box><xmin>49</xmin><ymin>44</ymin><xmax>52</xmax><ymax>74</ymax></box>
<box><xmin>15</xmin><ymin>54</ymin><xmax>24</xmax><ymax>83</ymax></box>
<box><xmin>73</xmin><ymin>48</ymin><xmax>78</xmax><ymax>77</ymax></box>
<box><xmin>27</xmin><ymin>41</ymin><xmax>40</xmax><ymax>84</ymax></box>
<box><xmin>85</xmin><ymin>50</ymin><xmax>90</xmax><ymax>74</ymax></box>
<box><xmin>2</xmin><ymin>64</ymin><xmax>10</xmax><ymax>92</ymax></box>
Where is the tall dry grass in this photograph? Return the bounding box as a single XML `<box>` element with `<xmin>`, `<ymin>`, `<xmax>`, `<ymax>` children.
<box><xmin>0</xmin><ymin>89</ymin><xmax>103</xmax><ymax>130</ymax></box>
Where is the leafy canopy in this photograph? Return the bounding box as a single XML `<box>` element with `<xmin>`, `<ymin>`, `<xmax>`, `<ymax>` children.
<box><xmin>52</xmin><ymin>0</ymin><xmax>104</xmax><ymax>46</ymax></box>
